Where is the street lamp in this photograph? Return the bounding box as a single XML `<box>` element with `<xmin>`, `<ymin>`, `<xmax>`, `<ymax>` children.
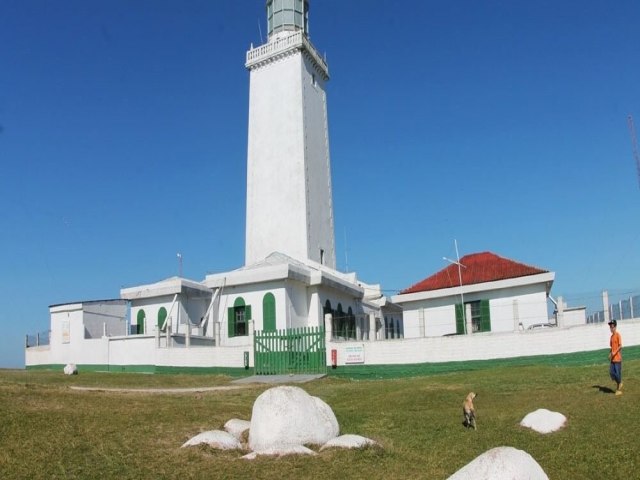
<box><xmin>443</xmin><ymin>239</ymin><xmax>467</xmax><ymax>334</ymax></box>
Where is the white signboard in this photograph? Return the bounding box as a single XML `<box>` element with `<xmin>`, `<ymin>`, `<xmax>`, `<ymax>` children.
<box><xmin>344</xmin><ymin>344</ymin><xmax>365</xmax><ymax>364</ymax></box>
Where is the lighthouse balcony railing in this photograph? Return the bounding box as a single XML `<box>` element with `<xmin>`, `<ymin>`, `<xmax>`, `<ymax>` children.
<box><xmin>246</xmin><ymin>31</ymin><xmax>328</xmax><ymax>75</ymax></box>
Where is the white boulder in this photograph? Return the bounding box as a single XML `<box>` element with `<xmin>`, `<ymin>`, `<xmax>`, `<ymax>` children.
<box><xmin>248</xmin><ymin>386</ymin><xmax>339</xmax><ymax>452</ymax></box>
<box><xmin>520</xmin><ymin>409</ymin><xmax>567</xmax><ymax>434</ymax></box>
<box><xmin>224</xmin><ymin>418</ymin><xmax>251</xmax><ymax>441</ymax></box>
<box><xmin>448</xmin><ymin>446</ymin><xmax>548</xmax><ymax>480</ymax></box>
<box><xmin>63</xmin><ymin>363</ymin><xmax>78</xmax><ymax>375</ymax></box>
<box><xmin>320</xmin><ymin>434</ymin><xmax>378</xmax><ymax>450</ymax></box>
<box><xmin>181</xmin><ymin>430</ymin><xmax>242</xmax><ymax>450</ymax></box>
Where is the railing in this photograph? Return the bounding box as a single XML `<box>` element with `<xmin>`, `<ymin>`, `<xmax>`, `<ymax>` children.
<box><xmin>245</xmin><ymin>31</ymin><xmax>328</xmax><ymax>77</ymax></box>
<box><xmin>25</xmin><ymin>330</ymin><xmax>51</xmax><ymax>348</ymax></box>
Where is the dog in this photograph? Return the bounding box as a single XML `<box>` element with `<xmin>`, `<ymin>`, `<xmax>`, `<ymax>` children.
<box><xmin>462</xmin><ymin>392</ymin><xmax>477</xmax><ymax>430</ymax></box>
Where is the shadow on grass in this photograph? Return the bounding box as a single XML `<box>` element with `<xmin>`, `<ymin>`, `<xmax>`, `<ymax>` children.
<box><xmin>592</xmin><ymin>385</ymin><xmax>615</xmax><ymax>394</ymax></box>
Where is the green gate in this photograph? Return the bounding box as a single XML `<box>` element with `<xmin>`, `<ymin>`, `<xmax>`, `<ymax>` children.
<box><xmin>254</xmin><ymin>326</ymin><xmax>326</xmax><ymax>375</ymax></box>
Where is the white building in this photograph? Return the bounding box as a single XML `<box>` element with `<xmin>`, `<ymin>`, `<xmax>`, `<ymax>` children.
<box><xmin>392</xmin><ymin>252</ymin><xmax>555</xmax><ymax>338</ymax></box>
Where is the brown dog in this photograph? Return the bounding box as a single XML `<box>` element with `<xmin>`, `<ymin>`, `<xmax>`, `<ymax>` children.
<box><xmin>463</xmin><ymin>392</ymin><xmax>477</xmax><ymax>430</ymax></box>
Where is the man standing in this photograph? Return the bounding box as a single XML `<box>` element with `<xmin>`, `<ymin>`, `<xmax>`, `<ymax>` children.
<box><xmin>608</xmin><ymin>319</ymin><xmax>623</xmax><ymax>396</ymax></box>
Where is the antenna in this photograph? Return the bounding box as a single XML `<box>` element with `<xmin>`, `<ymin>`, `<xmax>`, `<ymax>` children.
<box><xmin>344</xmin><ymin>228</ymin><xmax>349</xmax><ymax>272</ymax></box>
<box><xmin>258</xmin><ymin>18</ymin><xmax>263</xmax><ymax>44</ymax></box>
<box><xmin>629</xmin><ymin>115</ymin><xmax>640</xmax><ymax>189</ymax></box>
<box><xmin>177</xmin><ymin>252</ymin><xmax>183</xmax><ymax>278</ymax></box>
<box><xmin>443</xmin><ymin>239</ymin><xmax>467</xmax><ymax>334</ymax></box>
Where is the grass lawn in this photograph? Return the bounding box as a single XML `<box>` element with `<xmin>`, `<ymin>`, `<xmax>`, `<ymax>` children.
<box><xmin>1</xmin><ymin>357</ymin><xmax>637</xmax><ymax>479</ymax></box>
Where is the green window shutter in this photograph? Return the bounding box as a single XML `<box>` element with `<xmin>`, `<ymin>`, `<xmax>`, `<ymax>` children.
<box><xmin>263</xmin><ymin>293</ymin><xmax>276</xmax><ymax>332</ymax></box>
<box><xmin>137</xmin><ymin>309</ymin><xmax>145</xmax><ymax>334</ymax></box>
<box><xmin>228</xmin><ymin>307</ymin><xmax>235</xmax><ymax>338</ymax></box>
<box><xmin>158</xmin><ymin>307</ymin><xmax>167</xmax><ymax>331</ymax></box>
<box><xmin>455</xmin><ymin>303</ymin><xmax>464</xmax><ymax>334</ymax></box>
<box><xmin>480</xmin><ymin>299</ymin><xmax>491</xmax><ymax>332</ymax></box>
<box><xmin>245</xmin><ymin>305</ymin><xmax>252</xmax><ymax>322</ymax></box>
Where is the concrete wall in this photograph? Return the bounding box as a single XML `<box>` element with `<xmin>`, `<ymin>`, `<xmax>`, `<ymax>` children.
<box><xmin>328</xmin><ymin>319</ymin><xmax>640</xmax><ymax>366</ymax></box>
<box><xmin>28</xmin><ymin>317</ymin><xmax>640</xmax><ymax>370</ymax></box>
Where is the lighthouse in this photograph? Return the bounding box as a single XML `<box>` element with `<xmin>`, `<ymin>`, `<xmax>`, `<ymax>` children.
<box><xmin>244</xmin><ymin>0</ymin><xmax>336</xmax><ymax>269</ymax></box>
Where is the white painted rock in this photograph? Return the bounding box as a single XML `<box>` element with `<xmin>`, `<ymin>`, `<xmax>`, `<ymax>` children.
<box><xmin>224</xmin><ymin>418</ymin><xmax>251</xmax><ymax>441</ymax></box>
<box><xmin>248</xmin><ymin>386</ymin><xmax>339</xmax><ymax>452</ymax></box>
<box><xmin>320</xmin><ymin>434</ymin><xmax>378</xmax><ymax>450</ymax></box>
<box><xmin>520</xmin><ymin>409</ymin><xmax>567</xmax><ymax>434</ymax></box>
<box><xmin>181</xmin><ymin>430</ymin><xmax>242</xmax><ymax>450</ymax></box>
<box><xmin>242</xmin><ymin>445</ymin><xmax>317</xmax><ymax>460</ymax></box>
<box><xmin>447</xmin><ymin>446</ymin><xmax>548</xmax><ymax>480</ymax></box>
<box><xmin>63</xmin><ymin>363</ymin><xmax>78</xmax><ymax>375</ymax></box>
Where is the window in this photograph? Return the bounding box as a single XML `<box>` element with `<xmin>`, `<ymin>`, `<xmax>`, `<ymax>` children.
<box><xmin>470</xmin><ymin>301</ymin><xmax>482</xmax><ymax>332</ymax></box>
<box><xmin>136</xmin><ymin>309</ymin><xmax>146</xmax><ymax>334</ymax></box>
<box><xmin>324</xmin><ymin>300</ymin><xmax>332</xmax><ymax>317</ymax></box>
<box><xmin>346</xmin><ymin>307</ymin><xmax>356</xmax><ymax>339</ymax></box>
<box><xmin>228</xmin><ymin>297</ymin><xmax>251</xmax><ymax>337</ymax></box>
<box><xmin>267</xmin><ymin>0</ymin><xmax>307</xmax><ymax>36</ymax></box>
<box><xmin>455</xmin><ymin>300</ymin><xmax>491</xmax><ymax>334</ymax></box>
<box><xmin>158</xmin><ymin>307</ymin><xmax>167</xmax><ymax>332</ymax></box>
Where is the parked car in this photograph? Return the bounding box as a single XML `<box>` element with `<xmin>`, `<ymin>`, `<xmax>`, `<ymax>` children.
<box><xmin>527</xmin><ymin>323</ymin><xmax>557</xmax><ymax>330</ymax></box>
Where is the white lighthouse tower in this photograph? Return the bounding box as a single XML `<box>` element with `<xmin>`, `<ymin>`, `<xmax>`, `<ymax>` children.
<box><xmin>244</xmin><ymin>0</ymin><xmax>336</xmax><ymax>269</ymax></box>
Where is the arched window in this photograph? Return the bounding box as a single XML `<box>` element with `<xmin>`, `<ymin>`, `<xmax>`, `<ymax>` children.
<box><xmin>263</xmin><ymin>293</ymin><xmax>276</xmax><ymax>332</ymax></box>
<box><xmin>136</xmin><ymin>309</ymin><xmax>146</xmax><ymax>334</ymax></box>
<box><xmin>158</xmin><ymin>307</ymin><xmax>167</xmax><ymax>332</ymax></box>
<box><xmin>323</xmin><ymin>300</ymin><xmax>332</xmax><ymax>316</ymax></box>
<box><xmin>335</xmin><ymin>304</ymin><xmax>345</xmax><ymax>339</ymax></box>
<box><xmin>228</xmin><ymin>297</ymin><xmax>251</xmax><ymax>337</ymax></box>
<box><xmin>347</xmin><ymin>307</ymin><xmax>356</xmax><ymax>340</ymax></box>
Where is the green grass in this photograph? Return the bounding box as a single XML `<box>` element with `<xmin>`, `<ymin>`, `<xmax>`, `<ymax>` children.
<box><xmin>1</xmin><ymin>357</ymin><xmax>637</xmax><ymax>479</ymax></box>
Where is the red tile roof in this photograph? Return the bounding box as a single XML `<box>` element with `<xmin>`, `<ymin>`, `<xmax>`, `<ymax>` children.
<box><xmin>400</xmin><ymin>251</ymin><xmax>549</xmax><ymax>294</ymax></box>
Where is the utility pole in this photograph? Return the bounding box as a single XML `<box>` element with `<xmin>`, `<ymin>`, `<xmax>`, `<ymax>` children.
<box><xmin>628</xmin><ymin>115</ymin><xmax>640</xmax><ymax>189</ymax></box>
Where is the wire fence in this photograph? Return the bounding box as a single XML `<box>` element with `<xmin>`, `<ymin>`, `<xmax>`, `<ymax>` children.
<box><xmin>560</xmin><ymin>289</ymin><xmax>640</xmax><ymax>324</ymax></box>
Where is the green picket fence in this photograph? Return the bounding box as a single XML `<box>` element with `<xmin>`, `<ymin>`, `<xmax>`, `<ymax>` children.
<box><xmin>254</xmin><ymin>326</ymin><xmax>326</xmax><ymax>375</ymax></box>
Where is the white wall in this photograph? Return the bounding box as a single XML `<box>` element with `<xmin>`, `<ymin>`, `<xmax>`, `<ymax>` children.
<box><xmin>400</xmin><ymin>283</ymin><xmax>550</xmax><ymax>338</ymax></box>
<box><xmin>28</xmin><ymin>317</ymin><xmax>640</xmax><ymax>370</ymax></box>
<box><xmin>328</xmin><ymin>319</ymin><xmax>640</xmax><ymax>366</ymax></box>
<box><xmin>560</xmin><ymin>307</ymin><xmax>587</xmax><ymax>327</ymax></box>
<box><xmin>245</xmin><ymin>36</ymin><xmax>335</xmax><ymax>268</ymax></box>
<box><xmin>300</xmin><ymin>51</ymin><xmax>335</xmax><ymax>268</ymax></box>
<box><xmin>246</xmin><ymin>51</ymin><xmax>308</xmax><ymax>265</ymax></box>
<box><xmin>287</xmin><ymin>281</ymin><xmax>310</xmax><ymax>328</ymax></box>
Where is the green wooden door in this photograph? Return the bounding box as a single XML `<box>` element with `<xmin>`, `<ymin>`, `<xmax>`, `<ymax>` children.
<box><xmin>263</xmin><ymin>293</ymin><xmax>276</xmax><ymax>332</ymax></box>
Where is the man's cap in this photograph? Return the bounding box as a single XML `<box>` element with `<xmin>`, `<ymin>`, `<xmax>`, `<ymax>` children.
<box><xmin>608</xmin><ymin>319</ymin><xmax>617</xmax><ymax>327</ymax></box>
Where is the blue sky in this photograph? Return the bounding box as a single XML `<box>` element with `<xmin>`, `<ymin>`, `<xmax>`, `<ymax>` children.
<box><xmin>2</xmin><ymin>0</ymin><xmax>639</xmax><ymax>368</ymax></box>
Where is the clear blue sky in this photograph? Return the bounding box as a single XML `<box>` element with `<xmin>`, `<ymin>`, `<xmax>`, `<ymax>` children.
<box><xmin>2</xmin><ymin>0</ymin><xmax>639</xmax><ymax>368</ymax></box>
